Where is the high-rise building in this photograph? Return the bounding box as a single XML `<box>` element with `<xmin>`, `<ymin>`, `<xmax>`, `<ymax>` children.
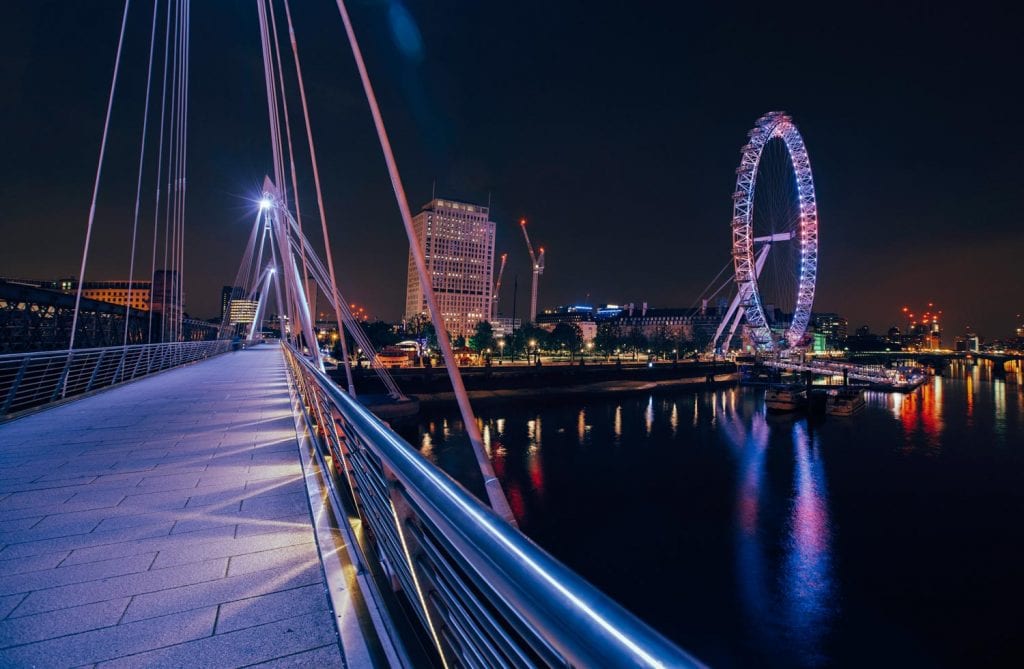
<box><xmin>811</xmin><ymin>312</ymin><xmax>848</xmax><ymax>350</ymax></box>
<box><xmin>404</xmin><ymin>198</ymin><xmax>496</xmax><ymax>338</ymax></box>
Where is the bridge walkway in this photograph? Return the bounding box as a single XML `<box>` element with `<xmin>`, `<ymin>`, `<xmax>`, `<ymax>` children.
<box><xmin>0</xmin><ymin>346</ymin><xmax>368</xmax><ymax>668</ymax></box>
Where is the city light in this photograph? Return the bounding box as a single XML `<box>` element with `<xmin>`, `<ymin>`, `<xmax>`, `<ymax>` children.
<box><xmin>259</xmin><ymin>197</ymin><xmax>272</xmax><ymax>210</ymax></box>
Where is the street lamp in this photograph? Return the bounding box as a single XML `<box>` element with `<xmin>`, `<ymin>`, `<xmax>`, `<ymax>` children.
<box><xmin>529</xmin><ymin>339</ymin><xmax>537</xmax><ymax>365</ymax></box>
<box><xmin>498</xmin><ymin>340</ymin><xmax>505</xmax><ymax>362</ymax></box>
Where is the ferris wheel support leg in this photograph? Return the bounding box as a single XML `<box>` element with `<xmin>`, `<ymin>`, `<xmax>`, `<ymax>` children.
<box><xmin>711</xmin><ymin>289</ymin><xmax>744</xmax><ymax>354</ymax></box>
<box><xmin>723</xmin><ymin>306</ymin><xmax>746</xmax><ymax>355</ymax></box>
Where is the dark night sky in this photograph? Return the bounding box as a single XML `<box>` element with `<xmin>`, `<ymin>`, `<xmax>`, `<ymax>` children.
<box><xmin>2</xmin><ymin>1</ymin><xmax>1021</xmax><ymax>338</ymax></box>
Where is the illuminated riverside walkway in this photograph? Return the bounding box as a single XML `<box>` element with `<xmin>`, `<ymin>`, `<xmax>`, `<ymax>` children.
<box><xmin>0</xmin><ymin>346</ymin><xmax>370</xmax><ymax>667</ymax></box>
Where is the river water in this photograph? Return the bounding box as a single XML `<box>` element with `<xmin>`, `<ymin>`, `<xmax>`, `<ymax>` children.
<box><xmin>398</xmin><ymin>360</ymin><xmax>1024</xmax><ymax>667</ymax></box>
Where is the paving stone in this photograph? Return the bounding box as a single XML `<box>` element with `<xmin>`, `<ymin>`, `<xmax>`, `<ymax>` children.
<box><xmin>246</xmin><ymin>643</ymin><xmax>345</xmax><ymax>667</ymax></box>
<box><xmin>0</xmin><ymin>552</ymin><xmax>155</xmax><ymax>597</ymax></box>
<box><xmin>61</xmin><ymin>524</ymin><xmax>237</xmax><ymax>566</ymax></box>
<box><xmin>234</xmin><ymin>513</ymin><xmax>311</xmax><ymax>539</ymax></box>
<box><xmin>121</xmin><ymin>561</ymin><xmax>323</xmax><ymax>623</ymax></box>
<box><xmin>0</xmin><ymin>593</ymin><xmax>26</xmax><ymax>619</ymax></box>
<box><xmin>95</xmin><ymin>611</ymin><xmax>338</xmax><ymax>669</ymax></box>
<box><xmin>0</xmin><ymin>516</ymin><xmax>43</xmax><ymax>533</ymax></box>
<box><xmin>0</xmin><ymin>597</ymin><xmax>130</xmax><ymax>648</ymax></box>
<box><xmin>0</xmin><ymin>521</ymin><xmax>175</xmax><ymax>561</ymax></box>
<box><xmin>12</xmin><ymin>557</ymin><xmax>228</xmax><ymax>617</ymax></box>
<box><xmin>0</xmin><ymin>605</ymin><xmax>217</xmax><ymax>668</ymax></box>
<box><xmin>239</xmin><ymin>491</ymin><xmax>308</xmax><ymax>519</ymax></box>
<box><xmin>227</xmin><ymin>543</ymin><xmax>317</xmax><ymax>578</ymax></box>
<box><xmin>215</xmin><ymin>583</ymin><xmax>330</xmax><ymax>634</ymax></box>
<box><xmin>0</xmin><ymin>550</ymin><xmax>71</xmax><ymax>577</ymax></box>
<box><xmin>151</xmin><ymin>527</ymin><xmax>313</xmax><ymax>570</ymax></box>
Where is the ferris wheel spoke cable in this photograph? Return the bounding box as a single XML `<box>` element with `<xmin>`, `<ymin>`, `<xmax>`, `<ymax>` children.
<box><xmin>67</xmin><ymin>0</ymin><xmax>132</xmax><ymax>357</ymax></box>
<box><xmin>690</xmin><ymin>256</ymin><xmax>734</xmax><ymax>312</ymax></box>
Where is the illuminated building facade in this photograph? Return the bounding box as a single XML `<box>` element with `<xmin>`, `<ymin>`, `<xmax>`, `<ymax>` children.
<box><xmin>0</xmin><ymin>277</ymin><xmax>150</xmax><ymax>311</ymax></box>
<box><xmin>221</xmin><ymin>286</ymin><xmax>243</xmax><ymax>320</ymax></box>
<box><xmin>405</xmin><ymin>198</ymin><xmax>495</xmax><ymax>338</ymax></box>
<box><xmin>228</xmin><ymin>299</ymin><xmax>258</xmax><ymax>325</ymax></box>
<box><xmin>811</xmin><ymin>312</ymin><xmax>848</xmax><ymax>350</ymax></box>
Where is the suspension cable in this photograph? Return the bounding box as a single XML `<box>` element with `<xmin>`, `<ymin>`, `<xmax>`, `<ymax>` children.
<box><xmin>68</xmin><ymin>0</ymin><xmax>132</xmax><ymax>352</ymax></box>
<box><xmin>160</xmin><ymin>0</ymin><xmax>180</xmax><ymax>343</ymax></box>
<box><xmin>175</xmin><ymin>0</ymin><xmax>190</xmax><ymax>341</ymax></box>
<box><xmin>332</xmin><ymin>0</ymin><xmax>514</xmax><ymax>524</ymax></box>
<box><xmin>266</xmin><ymin>0</ymin><xmax>314</xmax><ymax>329</ymax></box>
<box><xmin>123</xmin><ymin>0</ymin><xmax>161</xmax><ymax>349</ymax></box>
<box><xmin>282</xmin><ymin>0</ymin><xmax>355</xmax><ymax>394</ymax></box>
<box><xmin>282</xmin><ymin>212</ymin><xmax>404</xmax><ymax>398</ymax></box>
<box><xmin>148</xmin><ymin>0</ymin><xmax>173</xmax><ymax>344</ymax></box>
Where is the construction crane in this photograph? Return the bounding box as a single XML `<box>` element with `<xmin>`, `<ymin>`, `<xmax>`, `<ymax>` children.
<box><xmin>519</xmin><ymin>218</ymin><xmax>545</xmax><ymax>322</ymax></box>
<box><xmin>491</xmin><ymin>252</ymin><xmax>508</xmax><ymax>321</ymax></box>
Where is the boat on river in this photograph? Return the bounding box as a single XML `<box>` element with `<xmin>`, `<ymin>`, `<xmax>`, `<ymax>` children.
<box><xmin>826</xmin><ymin>388</ymin><xmax>865</xmax><ymax>416</ymax></box>
<box><xmin>765</xmin><ymin>385</ymin><xmax>807</xmax><ymax>412</ymax></box>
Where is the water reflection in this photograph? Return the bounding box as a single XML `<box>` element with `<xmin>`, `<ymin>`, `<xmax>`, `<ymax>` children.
<box><xmin>721</xmin><ymin>397</ymin><xmax>835</xmax><ymax>666</ymax></box>
<box><xmin>783</xmin><ymin>422</ymin><xmax>833</xmax><ymax>665</ymax></box>
<box><xmin>995</xmin><ymin>380</ymin><xmax>1006</xmax><ymax>440</ymax></box>
<box><xmin>404</xmin><ymin>365</ymin><xmax>1022</xmax><ymax>667</ymax></box>
<box><xmin>645</xmin><ymin>397</ymin><xmax>654</xmax><ymax>436</ymax></box>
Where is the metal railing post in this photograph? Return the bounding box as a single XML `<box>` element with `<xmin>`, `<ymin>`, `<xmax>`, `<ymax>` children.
<box><xmin>1</xmin><ymin>358</ymin><xmax>30</xmax><ymax>415</ymax></box>
<box><xmin>84</xmin><ymin>350</ymin><xmax>107</xmax><ymax>393</ymax></box>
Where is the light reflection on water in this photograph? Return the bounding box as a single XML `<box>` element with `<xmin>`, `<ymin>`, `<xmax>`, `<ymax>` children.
<box><xmin>404</xmin><ymin>359</ymin><xmax>1024</xmax><ymax>667</ymax></box>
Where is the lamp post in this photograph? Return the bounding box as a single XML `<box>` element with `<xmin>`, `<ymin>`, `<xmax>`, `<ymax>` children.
<box><xmin>498</xmin><ymin>339</ymin><xmax>505</xmax><ymax>363</ymax></box>
<box><xmin>529</xmin><ymin>339</ymin><xmax>537</xmax><ymax>366</ymax></box>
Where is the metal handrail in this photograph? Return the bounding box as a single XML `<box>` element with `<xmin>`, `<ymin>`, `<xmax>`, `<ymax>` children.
<box><xmin>281</xmin><ymin>341</ymin><xmax>701</xmax><ymax>668</ymax></box>
<box><xmin>0</xmin><ymin>340</ymin><xmax>248</xmax><ymax>419</ymax></box>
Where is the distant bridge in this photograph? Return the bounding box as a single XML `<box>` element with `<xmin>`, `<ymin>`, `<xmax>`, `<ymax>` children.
<box><xmin>761</xmin><ymin>357</ymin><xmax>927</xmax><ymax>390</ymax></box>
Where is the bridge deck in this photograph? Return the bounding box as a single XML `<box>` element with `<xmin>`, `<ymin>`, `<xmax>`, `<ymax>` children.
<box><xmin>0</xmin><ymin>346</ymin><xmax>353</xmax><ymax>667</ymax></box>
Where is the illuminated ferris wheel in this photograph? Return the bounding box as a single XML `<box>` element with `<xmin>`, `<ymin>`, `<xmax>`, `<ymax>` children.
<box><xmin>713</xmin><ymin>111</ymin><xmax>819</xmax><ymax>352</ymax></box>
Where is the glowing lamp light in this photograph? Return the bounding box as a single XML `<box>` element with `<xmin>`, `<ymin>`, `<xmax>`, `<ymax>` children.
<box><xmin>259</xmin><ymin>197</ymin><xmax>273</xmax><ymax>210</ymax></box>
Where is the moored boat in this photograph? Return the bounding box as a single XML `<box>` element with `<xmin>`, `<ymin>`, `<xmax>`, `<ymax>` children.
<box><xmin>765</xmin><ymin>385</ymin><xmax>807</xmax><ymax>412</ymax></box>
<box><xmin>826</xmin><ymin>388</ymin><xmax>865</xmax><ymax>416</ymax></box>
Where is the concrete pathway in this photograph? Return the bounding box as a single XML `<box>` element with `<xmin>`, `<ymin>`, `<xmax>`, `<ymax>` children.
<box><xmin>0</xmin><ymin>346</ymin><xmax>347</xmax><ymax>667</ymax></box>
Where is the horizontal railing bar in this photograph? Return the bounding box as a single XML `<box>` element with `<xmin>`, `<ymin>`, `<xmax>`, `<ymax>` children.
<box><xmin>1</xmin><ymin>340</ymin><xmax>255</xmax><ymax>421</ymax></box>
<box><xmin>282</xmin><ymin>341</ymin><xmax>700</xmax><ymax>669</ymax></box>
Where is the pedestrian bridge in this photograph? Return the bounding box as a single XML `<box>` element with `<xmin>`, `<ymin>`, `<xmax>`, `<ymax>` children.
<box><xmin>0</xmin><ymin>344</ymin><xmax>699</xmax><ymax>668</ymax></box>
